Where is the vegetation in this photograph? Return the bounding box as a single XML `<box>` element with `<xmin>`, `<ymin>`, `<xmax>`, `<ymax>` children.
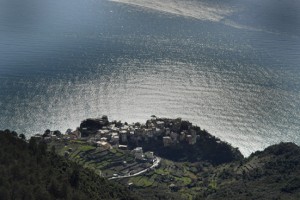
<box><xmin>0</xmin><ymin>130</ymin><xmax>139</xmax><ymax>200</ymax></box>
<box><xmin>1</xmin><ymin>128</ymin><xmax>300</xmax><ymax>200</ymax></box>
<box><xmin>195</xmin><ymin>143</ymin><xmax>300</xmax><ymax>200</ymax></box>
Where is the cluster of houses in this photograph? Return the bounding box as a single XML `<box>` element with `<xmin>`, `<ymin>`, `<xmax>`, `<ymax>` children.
<box><xmin>76</xmin><ymin>115</ymin><xmax>199</xmax><ymax>149</ymax></box>
<box><xmin>33</xmin><ymin>116</ymin><xmax>199</xmax><ymax>160</ymax></box>
<box><xmin>131</xmin><ymin>147</ymin><xmax>155</xmax><ymax>161</ymax></box>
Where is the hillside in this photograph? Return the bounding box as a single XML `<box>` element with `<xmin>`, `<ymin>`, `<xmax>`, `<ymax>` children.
<box><xmin>1</xmin><ymin>118</ymin><xmax>300</xmax><ymax>200</ymax></box>
<box><xmin>0</xmin><ymin>130</ymin><xmax>138</xmax><ymax>200</ymax></box>
<box><xmin>195</xmin><ymin>143</ymin><xmax>300</xmax><ymax>199</ymax></box>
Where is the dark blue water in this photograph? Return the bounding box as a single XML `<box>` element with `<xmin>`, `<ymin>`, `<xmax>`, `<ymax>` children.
<box><xmin>0</xmin><ymin>0</ymin><xmax>299</xmax><ymax>155</ymax></box>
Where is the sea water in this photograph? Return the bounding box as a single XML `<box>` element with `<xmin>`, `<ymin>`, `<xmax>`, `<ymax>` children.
<box><xmin>0</xmin><ymin>0</ymin><xmax>299</xmax><ymax>156</ymax></box>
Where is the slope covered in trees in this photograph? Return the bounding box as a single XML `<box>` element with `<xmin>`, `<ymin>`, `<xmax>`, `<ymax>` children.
<box><xmin>195</xmin><ymin>143</ymin><xmax>300</xmax><ymax>199</ymax></box>
<box><xmin>0</xmin><ymin>130</ymin><xmax>138</xmax><ymax>200</ymax></box>
<box><xmin>1</xmin><ymin>128</ymin><xmax>300</xmax><ymax>200</ymax></box>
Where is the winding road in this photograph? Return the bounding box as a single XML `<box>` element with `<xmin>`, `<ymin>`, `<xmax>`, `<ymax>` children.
<box><xmin>108</xmin><ymin>157</ymin><xmax>161</xmax><ymax>180</ymax></box>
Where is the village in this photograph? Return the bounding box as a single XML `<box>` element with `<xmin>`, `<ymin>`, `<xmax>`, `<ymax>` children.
<box><xmin>29</xmin><ymin>115</ymin><xmax>243</xmax><ymax>197</ymax></box>
<box><xmin>32</xmin><ymin>115</ymin><xmax>201</xmax><ymax>179</ymax></box>
<box><xmin>74</xmin><ymin>115</ymin><xmax>198</xmax><ymax>148</ymax></box>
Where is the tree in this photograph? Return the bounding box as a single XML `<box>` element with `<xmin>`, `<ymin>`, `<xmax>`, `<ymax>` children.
<box><xmin>69</xmin><ymin>168</ymin><xmax>80</xmax><ymax>188</ymax></box>
<box><xmin>11</xmin><ymin>131</ymin><xmax>18</xmax><ymax>137</ymax></box>
<box><xmin>48</xmin><ymin>179</ymin><xmax>61</xmax><ymax>198</ymax></box>
<box><xmin>61</xmin><ymin>182</ymin><xmax>70</xmax><ymax>199</ymax></box>
<box><xmin>0</xmin><ymin>186</ymin><xmax>9</xmax><ymax>200</ymax></box>
<box><xmin>53</xmin><ymin>130</ymin><xmax>62</xmax><ymax>136</ymax></box>
<box><xmin>38</xmin><ymin>142</ymin><xmax>47</xmax><ymax>156</ymax></box>
<box><xmin>43</xmin><ymin>129</ymin><xmax>51</xmax><ymax>137</ymax></box>
<box><xmin>28</xmin><ymin>138</ymin><xmax>38</xmax><ymax>155</ymax></box>
<box><xmin>51</xmin><ymin>145</ymin><xmax>56</xmax><ymax>154</ymax></box>
<box><xmin>19</xmin><ymin>134</ymin><xmax>26</xmax><ymax>140</ymax></box>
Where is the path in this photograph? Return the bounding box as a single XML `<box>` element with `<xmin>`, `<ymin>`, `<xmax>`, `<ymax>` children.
<box><xmin>108</xmin><ymin>157</ymin><xmax>161</xmax><ymax>180</ymax></box>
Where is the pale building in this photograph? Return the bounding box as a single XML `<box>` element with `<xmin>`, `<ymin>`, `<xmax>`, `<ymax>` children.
<box><xmin>156</xmin><ymin>121</ymin><xmax>165</xmax><ymax>128</ymax></box>
<box><xmin>111</xmin><ymin>135</ymin><xmax>119</xmax><ymax>143</ymax></box>
<box><xmin>118</xmin><ymin>145</ymin><xmax>128</xmax><ymax>150</ymax></box>
<box><xmin>186</xmin><ymin>135</ymin><xmax>192</xmax><ymax>144</ymax></box>
<box><xmin>109</xmin><ymin>124</ymin><xmax>115</xmax><ymax>130</ymax></box>
<box><xmin>155</xmin><ymin>128</ymin><xmax>163</xmax><ymax>135</ymax></box>
<box><xmin>96</xmin><ymin>141</ymin><xmax>111</xmax><ymax>149</ymax></box>
<box><xmin>145</xmin><ymin>151</ymin><xmax>154</xmax><ymax>160</ymax></box>
<box><xmin>98</xmin><ymin>129</ymin><xmax>109</xmax><ymax>135</ymax></box>
<box><xmin>132</xmin><ymin>147</ymin><xmax>144</xmax><ymax>160</ymax></box>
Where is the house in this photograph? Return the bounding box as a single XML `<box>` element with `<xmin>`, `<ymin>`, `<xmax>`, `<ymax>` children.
<box><xmin>111</xmin><ymin>134</ymin><xmax>119</xmax><ymax>144</ymax></box>
<box><xmin>132</xmin><ymin>147</ymin><xmax>144</xmax><ymax>160</ymax></box>
<box><xmin>97</xmin><ymin>129</ymin><xmax>109</xmax><ymax>136</ymax></box>
<box><xmin>179</xmin><ymin>131</ymin><xmax>186</xmax><ymax>141</ymax></box>
<box><xmin>145</xmin><ymin>129</ymin><xmax>154</xmax><ymax>137</ymax></box>
<box><xmin>31</xmin><ymin>134</ymin><xmax>42</xmax><ymax>142</ymax></box>
<box><xmin>145</xmin><ymin>151</ymin><xmax>154</xmax><ymax>160</ymax></box>
<box><xmin>186</xmin><ymin>135</ymin><xmax>196</xmax><ymax>145</ymax></box>
<box><xmin>156</xmin><ymin>120</ymin><xmax>165</xmax><ymax>128</ymax></box>
<box><xmin>71</xmin><ymin>129</ymin><xmax>81</xmax><ymax>139</ymax></box>
<box><xmin>190</xmin><ymin>129</ymin><xmax>197</xmax><ymax>136</ymax></box>
<box><xmin>109</xmin><ymin>124</ymin><xmax>115</xmax><ymax>130</ymax></box>
<box><xmin>118</xmin><ymin>145</ymin><xmax>128</xmax><ymax>150</ymax></box>
<box><xmin>51</xmin><ymin>135</ymin><xmax>57</xmax><ymax>140</ymax></box>
<box><xmin>163</xmin><ymin>136</ymin><xmax>172</xmax><ymax>147</ymax></box>
<box><xmin>96</xmin><ymin>141</ymin><xmax>111</xmax><ymax>149</ymax></box>
<box><xmin>170</xmin><ymin>132</ymin><xmax>178</xmax><ymax>141</ymax></box>
<box><xmin>155</xmin><ymin>128</ymin><xmax>163</xmax><ymax>135</ymax></box>
<box><xmin>119</xmin><ymin>130</ymin><xmax>128</xmax><ymax>143</ymax></box>
<box><xmin>134</xmin><ymin>128</ymin><xmax>143</xmax><ymax>135</ymax></box>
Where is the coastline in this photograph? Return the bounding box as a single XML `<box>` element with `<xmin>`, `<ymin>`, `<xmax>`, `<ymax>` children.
<box><xmin>1</xmin><ymin>117</ymin><xmax>300</xmax><ymax>199</ymax></box>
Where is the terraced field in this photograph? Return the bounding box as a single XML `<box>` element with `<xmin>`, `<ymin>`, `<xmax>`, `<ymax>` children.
<box><xmin>50</xmin><ymin>140</ymin><xmax>153</xmax><ymax>178</ymax></box>
<box><xmin>49</xmin><ymin>140</ymin><xmax>219</xmax><ymax>199</ymax></box>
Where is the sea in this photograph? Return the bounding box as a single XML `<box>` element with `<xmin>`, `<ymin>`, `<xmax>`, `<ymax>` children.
<box><xmin>0</xmin><ymin>0</ymin><xmax>299</xmax><ymax>156</ymax></box>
